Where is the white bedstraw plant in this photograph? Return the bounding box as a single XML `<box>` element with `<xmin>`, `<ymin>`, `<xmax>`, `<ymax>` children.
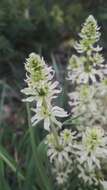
<box><xmin>67</xmin><ymin>15</ymin><xmax>105</xmax><ymax>84</ymax></box>
<box><xmin>21</xmin><ymin>15</ymin><xmax>107</xmax><ymax>190</ymax></box>
<box><xmin>21</xmin><ymin>53</ymin><xmax>67</xmax><ymax>132</ymax></box>
<box><xmin>67</xmin><ymin>15</ymin><xmax>107</xmax><ymax>189</ymax></box>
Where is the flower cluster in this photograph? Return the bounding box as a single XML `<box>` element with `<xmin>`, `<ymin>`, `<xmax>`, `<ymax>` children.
<box><xmin>46</xmin><ymin>126</ymin><xmax>107</xmax><ymax>188</ymax></box>
<box><xmin>78</xmin><ymin>126</ymin><xmax>107</xmax><ymax>185</ymax></box>
<box><xmin>75</xmin><ymin>15</ymin><xmax>101</xmax><ymax>53</ymax></box>
<box><xmin>71</xmin><ymin>82</ymin><xmax>107</xmax><ymax>130</ymax></box>
<box><xmin>21</xmin><ymin>15</ymin><xmax>107</xmax><ymax>190</ymax></box>
<box><xmin>46</xmin><ymin>129</ymin><xmax>78</xmax><ymax>185</ymax></box>
<box><xmin>46</xmin><ymin>129</ymin><xmax>76</xmax><ymax>163</ymax></box>
<box><xmin>67</xmin><ymin>15</ymin><xmax>105</xmax><ymax>84</ymax></box>
<box><xmin>21</xmin><ymin>53</ymin><xmax>67</xmax><ymax>131</ymax></box>
<box><xmin>67</xmin><ymin>15</ymin><xmax>107</xmax><ymax>189</ymax></box>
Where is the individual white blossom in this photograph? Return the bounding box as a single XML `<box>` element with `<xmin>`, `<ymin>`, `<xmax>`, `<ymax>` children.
<box><xmin>46</xmin><ymin>129</ymin><xmax>77</xmax><ymax>163</ymax></box>
<box><xmin>82</xmin><ymin>126</ymin><xmax>107</xmax><ymax>160</ymax></box>
<box><xmin>68</xmin><ymin>62</ymin><xmax>104</xmax><ymax>84</ymax></box>
<box><xmin>96</xmin><ymin>78</ymin><xmax>107</xmax><ymax>96</ymax></box>
<box><xmin>69</xmin><ymin>85</ymin><xmax>96</xmax><ymax>115</ymax></box>
<box><xmin>21</xmin><ymin>80</ymin><xmax>61</xmax><ymax>106</ymax></box>
<box><xmin>77</xmin><ymin>163</ymin><xmax>101</xmax><ymax>186</ymax></box>
<box><xmin>46</xmin><ymin>133</ymin><xmax>70</xmax><ymax>163</ymax></box>
<box><xmin>46</xmin><ymin>130</ymin><xmax>79</xmax><ymax>186</ymax></box>
<box><xmin>31</xmin><ymin>104</ymin><xmax>68</xmax><ymax>131</ymax></box>
<box><xmin>55</xmin><ymin>165</ymin><xmax>71</xmax><ymax>186</ymax></box>
<box><xmin>67</xmin><ymin>52</ymin><xmax>104</xmax><ymax>84</ymax></box>
<box><xmin>60</xmin><ymin>129</ymin><xmax>76</xmax><ymax>145</ymax></box>
<box><xmin>91</xmin><ymin>52</ymin><xmax>104</xmax><ymax>66</ymax></box>
<box><xmin>55</xmin><ymin>171</ymin><xmax>68</xmax><ymax>185</ymax></box>
<box><xmin>76</xmin><ymin>126</ymin><xmax>107</xmax><ymax>186</ymax></box>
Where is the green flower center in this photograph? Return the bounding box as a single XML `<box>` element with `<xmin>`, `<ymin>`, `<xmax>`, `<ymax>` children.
<box><xmin>103</xmin><ymin>79</ymin><xmax>107</xmax><ymax>86</ymax></box>
<box><xmin>38</xmin><ymin>86</ymin><xmax>49</xmax><ymax>96</ymax></box>
<box><xmin>63</xmin><ymin>132</ymin><xmax>72</xmax><ymax>142</ymax></box>
<box><xmin>84</xmin><ymin>63</ymin><xmax>92</xmax><ymax>73</ymax></box>
<box><xmin>69</xmin><ymin>55</ymin><xmax>79</xmax><ymax>69</ymax></box>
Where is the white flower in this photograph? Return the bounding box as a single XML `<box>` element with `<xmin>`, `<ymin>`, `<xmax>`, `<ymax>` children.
<box><xmin>55</xmin><ymin>170</ymin><xmax>69</xmax><ymax>185</ymax></box>
<box><xmin>76</xmin><ymin>126</ymin><xmax>107</xmax><ymax>186</ymax></box>
<box><xmin>21</xmin><ymin>53</ymin><xmax>61</xmax><ymax>105</ymax></box>
<box><xmin>69</xmin><ymin>80</ymin><xmax>107</xmax><ymax>129</ymax></box>
<box><xmin>67</xmin><ymin>15</ymin><xmax>105</xmax><ymax>85</ymax></box>
<box><xmin>96</xmin><ymin>79</ymin><xmax>107</xmax><ymax>96</ymax></box>
<box><xmin>69</xmin><ymin>85</ymin><xmax>96</xmax><ymax>116</ymax></box>
<box><xmin>76</xmin><ymin>67</ymin><xmax>103</xmax><ymax>84</ymax></box>
<box><xmin>67</xmin><ymin>55</ymin><xmax>104</xmax><ymax>84</ymax></box>
<box><xmin>92</xmin><ymin>52</ymin><xmax>104</xmax><ymax>66</ymax></box>
<box><xmin>83</xmin><ymin>127</ymin><xmax>105</xmax><ymax>151</ymax></box>
<box><xmin>31</xmin><ymin>104</ymin><xmax>68</xmax><ymax>131</ymax></box>
<box><xmin>75</xmin><ymin>15</ymin><xmax>101</xmax><ymax>54</ymax></box>
<box><xmin>46</xmin><ymin>134</ymin><xmax>70</xmax><ymax>163</ymax></box>
<box><xmin>21</xmin><ymin>80</ymin><xmax>61</xmax><ymax>106</ymax></box>
<box><xmin>52</xmin><ymin>159</ymin><xmax>72</xmax><ymax>186</ymax></box>
<box><xmin>79</xmin><ymin>126</ymin><xmax>107</xmax><ymax>170</ymax></box>
<box><xmin>79</xmin><ymin>15</ymin><xmax>100</xmax><ymax>41</ymax></box>
<box><xmin>25</xmin><ymin>53</ymin><xmax>54</xmax><ymax>84</ymax></box>
<box><xmin>77</xmin><ymin>164</ymin><xmax>100</xmax><ymax>186</ymax></box>
<box><xmin>21</xmin><ymin>52</ymin><xmax>68</xmax><ymax>132</ymax></box>
<box><xmin>60</xmin><ymin>129</ymin><xmax>76</xmax><ymax>145</ymax></box>
<box><xmin>46</xmin><ymin>129</ymin><xmax>76</xmax><ymax>163</ymax></box>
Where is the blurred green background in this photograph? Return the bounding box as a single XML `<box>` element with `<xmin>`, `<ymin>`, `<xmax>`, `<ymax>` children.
<box><xmin>0</xmin><ymin>1</ymin><xmax>107</xmax><ymax>189</ymax></box>
<box><xmin>0</xmin><ymin>0</ymin><xmax>107</xmax><ymax>84</ymax></box>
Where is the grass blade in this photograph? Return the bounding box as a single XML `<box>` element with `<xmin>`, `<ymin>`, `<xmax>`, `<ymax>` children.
<box><xmin>0</xmin><ymin>145</ymin><xmax>25</xmax><ymax>181</ymax></box>
<box><xmin>26</xmin><ymin>103</ymin><xmax>53</xmax><ymax>190</ymax></box>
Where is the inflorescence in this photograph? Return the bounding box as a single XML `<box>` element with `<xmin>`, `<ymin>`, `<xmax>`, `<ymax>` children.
<box><xmin>21</xmin><ymin>15</ymin><xmax>107</xmax><ymax>190</ymax></box>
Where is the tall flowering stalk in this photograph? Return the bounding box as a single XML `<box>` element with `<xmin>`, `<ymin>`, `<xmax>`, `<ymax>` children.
<box><xmin>68</xmin><ymin>15</ymin><xmax>105</xmax><ymax>84</ymax></box>
<box><xmin>67</xmin><ymin>15</ymin><xmax>107</xmax><ymax>189</ymax></box>
<box><xmin>21</xmin><ymin>15</ymin><xmax>107</xmax><ymax>190</ymax></box>
<box><xmin>21</xmin><ymin>53</ymin><xmax>67</xmax><ymax>147</ymax></box>
<box><xmin>68</xmin><ymin>15</ymin><xmax>107</xmax><ymax>129</ymax></box>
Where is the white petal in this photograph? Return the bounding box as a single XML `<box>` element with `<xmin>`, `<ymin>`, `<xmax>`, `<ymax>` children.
<box><xmin>32</xmin><ymin>119</ymin><xmax>40</xmax><ymax>126</ymax></box>
<box><xmin>44</xmin><ymin>118</ymin><xmax>50</xmax><ymax>131</ymax></box>
<box><xmin>52</xmin><ymin>117</ymin><xmax>62</xmax><ymax>128</ymax></box>
<box><xmin>22</xmin><ymin>96</ymin><xmax>36</xmax><ymax>102</ymax></box>
<box><xmin>31</xmin><ymin>115</ymin><xmax>38</xmax><ymax>123</ymax></box>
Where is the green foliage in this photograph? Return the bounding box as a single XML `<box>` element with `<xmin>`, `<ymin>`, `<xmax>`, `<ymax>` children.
<box><xmin>0</xmin><ymin>36</ymin><xmax>14</xmax><ymax>59</ymax></box>
<box><xmin>0</xmin><ymin>1</ymin><xmax>107</xmax><ymax>190</ymax></box>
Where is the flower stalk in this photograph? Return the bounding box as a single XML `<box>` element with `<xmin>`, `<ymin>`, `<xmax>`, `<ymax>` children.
<box><xmin>21</xmin><ymin>15</ymin><xmax>107</xmax><ymax>190</ymax></box>
<box><xmin>50</xmin><ymin>119</ymin><xmax>60</xmax><ymax>148</ymax></box>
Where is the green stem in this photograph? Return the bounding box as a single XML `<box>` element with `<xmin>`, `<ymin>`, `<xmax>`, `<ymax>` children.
<box><xmin>26</xmin><ymin>103</ymin><xmax>52</xmax><ymax>190</ymax></box>
<box><xmin>50</xmin><ymin>119</ymin><xmax>60</xmax><ymax>148</ymax></box>
<box><xmin>0</xmin><ymin>84</ymin><xmax>6</xmax><ymax>126</ymax></box>
<box><xmin>0</xmin><ymin>146</ymin><xmax>25</xmax><ymax>181</ymax></box>
<box><xmin>42</xmin><ymin>97</ymin><xmax>60</xmax><ymax>148</ymax></box>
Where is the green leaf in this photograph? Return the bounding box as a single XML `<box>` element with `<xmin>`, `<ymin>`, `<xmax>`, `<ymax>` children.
<box><xmin>37</xmin><ymin>139</ymin><xmax>48</xmax><ymax>162</ymax></box>
<box><xmin>26</xmin><ymin>103</ymin><xmax>53</xmax><ymax>190</ymax></box>
<box><xmin>0</xmin><ymin>145</ymin><xmax>25</xmax><ymax>181</ymax></box>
